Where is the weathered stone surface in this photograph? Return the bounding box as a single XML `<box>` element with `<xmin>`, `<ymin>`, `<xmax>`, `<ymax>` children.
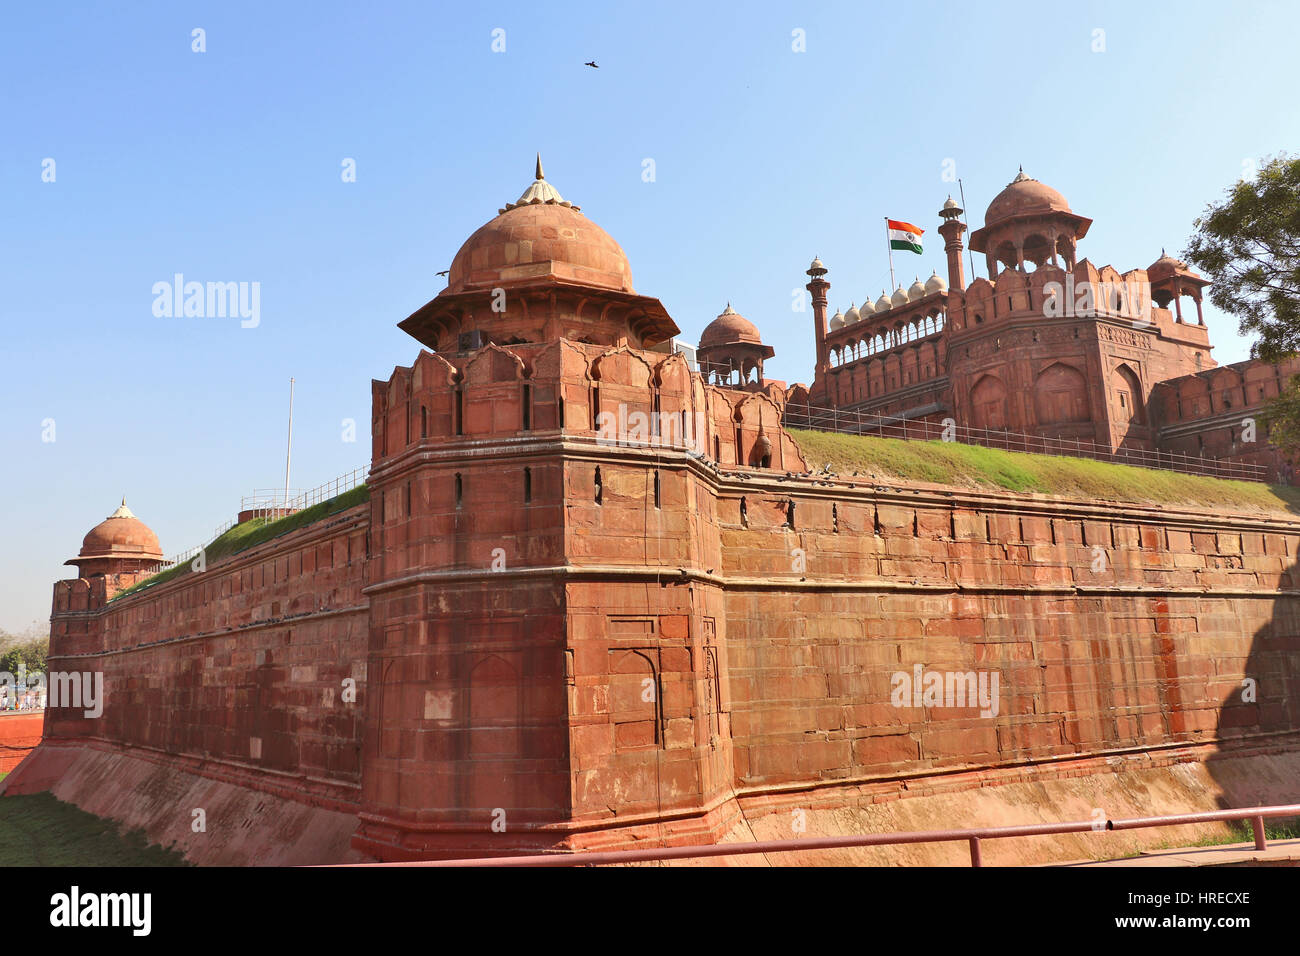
<box><xmin>16</xmin><ymin>165</ymin><xmax>1300</xmax><ymax>865</ymax></box>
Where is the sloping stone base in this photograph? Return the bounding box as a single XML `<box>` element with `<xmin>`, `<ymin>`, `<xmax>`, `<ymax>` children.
<box><xmin>699</xmin><ymin>739</ymin><xmax>1300</xmax><ymax>865</ymax></box>
<box><xmin>6</xmin><ymin>737</ymin><xmax>1297</xmax><ymax>866</ymax></box>
<box><xmin>1</xmin><ymin>740</ymin><xmax>368</xmax><ymax>866</ymax></box>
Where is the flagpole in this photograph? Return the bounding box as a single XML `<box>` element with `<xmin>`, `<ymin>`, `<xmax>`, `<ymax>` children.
<box><xmin>957</xmin><ymin>178</ymin><xmax>976</xmax><ymax>281</ymax></box>
<box><xmin>885</xmin><ymin>218</ymin><xmax>896</xmax><ymax>292</ymax></box>
<box><xmin>283</xmin><ymin>377</ymin><xmax>295</xmax><ymax>512</ymax></box>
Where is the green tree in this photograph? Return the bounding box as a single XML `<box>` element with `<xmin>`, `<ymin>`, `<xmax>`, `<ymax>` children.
<box><xmin>1186</xmin><ymin>154</ymin><xmax>1300</xmax><ymax>362</ymax></box>
<box><xmin>1260</xmin><ymin>381</ymin><xmax>1300</xmax><ymax>458</ymax></box>
<box><xmin>0</xmin><ymin>628</ymin><xmax>48</xmax><ymax>680</ymax></box>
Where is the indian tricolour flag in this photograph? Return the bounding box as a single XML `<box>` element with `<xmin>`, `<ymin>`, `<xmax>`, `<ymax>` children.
<box><xmin>887</xmin><ymin>219</ymin><xmax>924</xmax><ymax>255</ymax></box>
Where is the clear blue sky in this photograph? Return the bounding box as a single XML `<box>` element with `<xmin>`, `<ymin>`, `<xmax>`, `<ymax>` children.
<box><xmin>3</xmin><ymin>1</ymin><xmax>1295</xmax><ymax>632</ymax></box>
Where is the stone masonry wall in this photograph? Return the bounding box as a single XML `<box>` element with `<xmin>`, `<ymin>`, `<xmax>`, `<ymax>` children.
<box><xmin>42</xmin><ymin>504</ymin><xmax>370</xmax><ymax>810</ymax></box>
<box><xmin>716</xmin><ymin>481</ymin><xmax>1300</xmax><ymax>799</ymax></box>
<box><xmin>20</xmin><ymin>335</ymin><xmax>1300</xmax><ymax>863</ymax></box>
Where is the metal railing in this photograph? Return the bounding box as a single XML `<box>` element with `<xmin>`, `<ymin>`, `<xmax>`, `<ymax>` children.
<box><xmin>239</xmin><ymin>466</ymin><xmax>368</xmax><ymax>522</ymax></box>
<box><xmin>349</xmin><ymin>803</ymin><xmax>1300</xmax><ymax>867</ymax></box>
<box><xmin>241</xmin><ymin>488</ymin><xmax>304</xmax><ymax>509</ymax></box>
<box><xmin>134</xmin><ymin>466</ymin><xmax>369</xmax><ymax>581</ymax></box>
<box><xmin>782</xmin><ymin>401</ymin><xmax>1267</xmax><ymax>483</ymax></box>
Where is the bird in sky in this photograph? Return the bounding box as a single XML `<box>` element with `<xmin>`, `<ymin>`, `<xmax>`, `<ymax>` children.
<box><xmin>584</xmin><ymin>60</ymin><xmax>598</xmax><ymax>68</ymax></box>
<box><xmin>435</xmin><ymin>269</ymin><xmax>450</xmax><ymax>277</ymax></box>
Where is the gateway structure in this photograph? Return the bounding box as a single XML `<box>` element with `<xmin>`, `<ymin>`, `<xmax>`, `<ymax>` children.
<box><xmin>805</xmin><ymin>169</ymin><xmax>1300</xmax><ymax>481</ymax></box>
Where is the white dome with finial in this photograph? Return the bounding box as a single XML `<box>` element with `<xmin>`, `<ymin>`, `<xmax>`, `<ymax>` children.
<box><xmin>829</xmin><ymin>308</ymin><xmax>845</xmax><ymax>330</ymax></box>
<box><xmin>860</xmin><ymin>297</ymin><xmax>876</xmax><ymax>317</ymax></box>
<box><xmin>891</xmin><ymin>286</ymin><xmax>910</xmax><ymax>308</ymax></box>
<box><xmin>925</xmin><ymin>270</ymin><xmax>947</xmax><ymax>294</ymax></box>
<box><xmin>503</xmin><ymin>153</ymin><xmax>577</xmax><ymax>211</ymax></box>
<box><xmin>908</xmin><ymin>276</ymin><xmax>927</xmax><ymax>299</ymax></box>
<box><xmin>874</xmin><ymin>290</ymin><xmax>892</xmax><ymax>312</ymax></box>
<box><xmin>844</xmin><ymin>302</ymin><xmax>861</xmax><ymax>324</ymax></box>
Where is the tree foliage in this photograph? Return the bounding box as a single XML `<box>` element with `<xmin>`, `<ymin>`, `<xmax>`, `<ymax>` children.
<box><xmin>1259</xmin><ymin>374</ymin><xmax>1300</xmax><ymax>455</ymax></box>
<box><xmin>0</xmin><ymin>625</ymin><xmax>48</xmax><ymax>678</ymax></box>
<box><xmin>1186</xmin><ymin>154</ymin><xmax>1300</xmax><ymax>362</ymax></box>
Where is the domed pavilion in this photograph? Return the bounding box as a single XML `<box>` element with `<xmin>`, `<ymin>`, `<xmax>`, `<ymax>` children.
<box><xmin>65</xmin><ymin>500</ymin><xmax>163</xmax><ymax>579</ymax></box>
<box><xmin>398</xmin><ymin>155</ymin><xmax>679</xmax><ymax>352</ymax></box>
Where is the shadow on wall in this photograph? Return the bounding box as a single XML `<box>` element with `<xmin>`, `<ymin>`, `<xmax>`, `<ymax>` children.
<box><xmin>1204</xmin><ymin>512</ymin><xmax>1300</xmax><ymax>818</ymax></box>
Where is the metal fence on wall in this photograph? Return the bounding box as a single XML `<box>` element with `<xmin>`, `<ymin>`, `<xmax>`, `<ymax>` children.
<box><xmin>781</xmin><ymin>402</ymin><xmax>1267</xmax><ymax>483</ymax></box>
<box><xmin>239</xmin><ymin>466</ymin><xmax>369</xmax><ymax>522</ymax></box>
<box><xmin>146</xmin><ymin>465</ymin><xmax>370</xmax><ymax>576</ymax></box>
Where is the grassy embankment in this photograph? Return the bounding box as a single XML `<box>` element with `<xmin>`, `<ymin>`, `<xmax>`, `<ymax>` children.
<box><xmin>0</xmin><ymin>791</ymin><xmax>188</xmax><ymax>866</ymax></box>
<box><xmin>111</xmin><ymin>483</ymin><xmax>369</xmax><ymax>602</ymax></box>
<box><xmin>788</xmin><ymin>429</ymin><xmax>1300</xmax><ymax>516</ymax></box>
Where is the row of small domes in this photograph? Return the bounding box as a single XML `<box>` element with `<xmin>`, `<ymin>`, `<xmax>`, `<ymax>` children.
<box><xmin>829</xmin><ymin>271</ymin><xmax>947</xmax><ymax>329</ymax></box>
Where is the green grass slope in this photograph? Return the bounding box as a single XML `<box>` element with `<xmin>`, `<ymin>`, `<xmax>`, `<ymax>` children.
<box><xmin>0</xmin><ymin>792</ymin><xmax>189</xmax><ymax>866</ymax></box>
<box><xmin>788</xmin><ymin>429</ymin><xmax>1300</xmax><ymax>516</ymax></box>
<box><xmin>111</xmin><ymin>483</ymin><xmax>369</xmax><ymax>602</ymax></box>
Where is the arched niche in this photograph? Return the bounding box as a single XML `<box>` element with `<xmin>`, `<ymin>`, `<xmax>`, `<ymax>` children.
<box><xmin>1034</xmin><ymin>362</ymin><xmax>1090</xmax><ymax>425</ymax></box>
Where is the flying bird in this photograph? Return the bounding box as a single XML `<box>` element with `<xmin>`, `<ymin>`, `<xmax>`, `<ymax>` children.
<box><xmin>584</xmin><ymin>60</ymin><xmax>599</xmax><ymax>68</ymax></box>
<box><xmin>436</xmin><ymin>269</ymin><xmax>450</xmax><ymax>277</ymax></box>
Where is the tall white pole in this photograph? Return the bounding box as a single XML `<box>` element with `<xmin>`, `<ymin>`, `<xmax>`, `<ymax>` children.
<box><xmin>284</xmin><ymin>377</ymin><xmax>295</xmax><ymax>511</ymax></box>
<box><xmin>885</xmin><ymin>218</ymin><xmax>896</xmax><ymax>292</ymax></box>
<box><xmin>958</xmin><ymin>178</ymin><xmax>976</xmax><ymax>281</ymax></box>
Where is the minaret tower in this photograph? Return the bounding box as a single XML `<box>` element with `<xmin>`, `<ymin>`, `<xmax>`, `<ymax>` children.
<box><xmin>937</xmin><ymin>196</ymin><xmax>967</xmax><ymax>292</ymax></box>
<box><xmin>807</xmin><ymin>257</ymin><xmax>830</xmax><ymax>376</ymax></box>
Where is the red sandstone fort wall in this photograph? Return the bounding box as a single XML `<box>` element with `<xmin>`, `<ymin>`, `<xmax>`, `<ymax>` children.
<box><xmin>1152</xmin><ymin>357</ymin><xmax>1300</xmax><ymax>482</ymax></box>
<box><xmin>19</xmin><ymin>335</ymin><xmax>1300</xmax><ymax>863</ymax></box>
<box><xmin>714</xmin><ymin>484</ymin><xmax>1300</xmax><ymax>794</ymax></box>
<box><xmin>42</xmin><ymin>503</ymin><xmax>370</xmax><ymax>807</ymax></box>
<box><xmin>544</xmin><ymin>426</ymin><xmax>1300</xmax><ymax>855</ymax></box>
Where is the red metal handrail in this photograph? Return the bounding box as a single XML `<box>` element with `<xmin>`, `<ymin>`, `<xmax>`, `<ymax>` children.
<box><xmin>340</xmin><ymin>803</ymin><xmax>1300</xmax><ymax>867</ymax></box>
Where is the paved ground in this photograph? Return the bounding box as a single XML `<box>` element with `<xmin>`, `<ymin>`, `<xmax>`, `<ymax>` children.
<box><xmin>0</xmin><ymin>711</ymin><xmax>43</xmax><ymax>773</ymax></box>
<box><xmin>1060</xmin><ymin>838</ymin><xmax>1300</xmax><ymax>867</ymax></box>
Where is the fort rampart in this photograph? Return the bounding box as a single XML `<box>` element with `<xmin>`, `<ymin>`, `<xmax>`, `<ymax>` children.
<box><xmin>11</xmin><ymin>339</ymin><xmax>1299</xmax><ymax>864</ymax></box>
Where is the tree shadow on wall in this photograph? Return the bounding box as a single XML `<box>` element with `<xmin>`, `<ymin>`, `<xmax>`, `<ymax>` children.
<box><xmin>1202</xmin><ymin>523</ymin><xmax>1300</xmax><ymax>825</ymax></box>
